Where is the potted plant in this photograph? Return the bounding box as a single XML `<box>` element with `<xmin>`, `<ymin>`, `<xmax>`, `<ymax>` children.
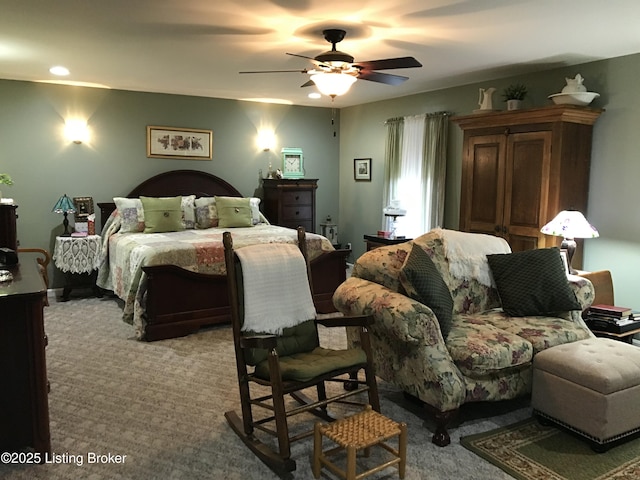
<box><xmin>502</xmin><ymin>83</ymin><xmax>528</xmax><ymax>110</ymax></box>
<box><xmin>0</xmin><ymin>173</ymin><xmax>12</xmax><ymax>200</ymax></box>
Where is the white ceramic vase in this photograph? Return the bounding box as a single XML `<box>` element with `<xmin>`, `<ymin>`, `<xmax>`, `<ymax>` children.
<box><xmin>507</xmin><ymin>99</ymin><xmax>522</xmax><ymax>110</ymax></box>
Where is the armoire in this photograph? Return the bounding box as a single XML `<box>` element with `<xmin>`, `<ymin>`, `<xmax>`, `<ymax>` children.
<box><xmin>452</xmin><ymin>105</ymin><xmax>602</xmax><ymax>267</ymax></box>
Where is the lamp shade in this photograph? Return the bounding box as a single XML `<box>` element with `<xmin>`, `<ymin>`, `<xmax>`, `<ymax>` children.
<box><xmin>52</xmin><ymin>194</ymin><xmax>76</xmax><ymax>214</ymax></box>
<box><xmin>310</xmin><ymin>72</ymin><xmax>357</xmax><ymax>97</ymax></box>
<box><xmin>540</xmin><ymin>210</ymin><xmax>599</xmax><ymax>239</ymax></box>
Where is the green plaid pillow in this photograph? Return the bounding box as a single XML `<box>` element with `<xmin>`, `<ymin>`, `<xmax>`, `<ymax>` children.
<box><xmin>487</xmin><ymin>247</ymin><xmax>581</xmax><ymax>317</ymax></box>
<box><xmin>399</xmin><ymin>244</ymin><xmax>453</xmax><ymax>338</ymax></box>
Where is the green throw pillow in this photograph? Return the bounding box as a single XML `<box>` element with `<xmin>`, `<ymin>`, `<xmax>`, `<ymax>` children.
<box><xmin>215</xmin><ymin>196</ymin><xmax>253</xmax><ymax>228</ymax></box>
<box><xmin>487</xmin><ymin>247</ymin><xmax>581</xmax><ymax>317</ymax></box>
<box><xmin>140</xmin><ymin>196</ymin><xmax>184</xmax><ymax>234</ymax></box>
<box><xmin>399</xmin><ymin>244</ymin><xmax>454</xmax><ymax>338</ymax></box>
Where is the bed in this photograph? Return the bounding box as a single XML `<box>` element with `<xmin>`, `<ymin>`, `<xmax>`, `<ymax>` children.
<box><xmin>96</xmin><ymin>170</ymin><xmax>349</xmax><ymax>341</ymax></box>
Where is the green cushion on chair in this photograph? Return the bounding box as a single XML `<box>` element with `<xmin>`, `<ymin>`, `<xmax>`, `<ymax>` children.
<box><xmin>254</xmin><ymin>347</ymin><xmax>367</xmax><ymax>382</ymax></box>
<box><xmin>244</xmin><ymin>320</ymin><xmax>319</xmax><ymax>366</ymax></box>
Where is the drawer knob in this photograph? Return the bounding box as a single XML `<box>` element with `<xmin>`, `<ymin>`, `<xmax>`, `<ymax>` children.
<box><xmin>295</xmin><ymin>196</ymin><xmax>299</xmax><ymax>200</ymax></box>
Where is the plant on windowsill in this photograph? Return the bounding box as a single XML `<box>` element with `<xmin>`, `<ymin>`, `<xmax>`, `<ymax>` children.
<box><xmin>502</xmin><ymin>83</ymin><xmax>528</xmax><ymax>110</ymax></box>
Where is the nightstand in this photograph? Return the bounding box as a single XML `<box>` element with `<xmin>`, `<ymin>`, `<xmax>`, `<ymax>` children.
<box><xmin>52</xmin><ymin>235</ymin><xmax>102</xmax><ymax>301</ymax></box>
<box><xmin>363</xmin><ymin>234</ymin><xmax>412</xmax><ymax>251</ymax></box>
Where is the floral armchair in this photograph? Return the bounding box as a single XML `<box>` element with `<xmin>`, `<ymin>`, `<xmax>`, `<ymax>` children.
<box><xmin>333</xmin><ymin>228</ymin><xmax>595</xmax><ymax>446</ymax></box>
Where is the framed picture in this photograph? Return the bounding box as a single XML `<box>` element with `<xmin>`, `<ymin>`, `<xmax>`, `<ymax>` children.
<box><xmin>72</xmin><ymin>196</ymin><xmax>94</xmax><ymax>218</ymax></box>
<box><xmin>354</xmin><ymin>158</ymin><xmax>371</xmax><ymax>181</ymax></box>
<box><xmin>281</xmin><ymin>147</ymin><xmax>304</xmax><ymax>179</ymax></box>
<box><xmin>147</xmin><ymin>126</ymin><xmax>213</xmax><ymax>160</ymax></box>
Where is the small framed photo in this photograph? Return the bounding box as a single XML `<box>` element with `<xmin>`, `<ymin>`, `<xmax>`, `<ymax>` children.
<box><xmin>73</xmin><ymin>196</ymin><xmax>94</xmax><ymax>219</ymax></box>
<box><xmin>147</xmin><ymin>126</ymin><xmax>213</xmax><ymax>160</ymax></box>
<box><xmin>354</xmin><ymin>158</ymin><xmax>372</xmax><ymax>181</ymax></box>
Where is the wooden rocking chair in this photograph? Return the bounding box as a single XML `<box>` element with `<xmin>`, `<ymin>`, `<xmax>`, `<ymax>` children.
<box><xmin>223</xmin><ymin>227</ymin><xmax>380</xmax><ymax>473</ymax></box>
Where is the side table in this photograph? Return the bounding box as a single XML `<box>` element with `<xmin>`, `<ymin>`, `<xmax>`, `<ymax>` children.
<box><xmin>52</xmin><ymin>235</ymin><xmax>102</xmax><ymax>301</ymax></box>
<box><xmin>363</xmin><ymin>234</ymin><xmax>412</xmax><ymax>252</ymax></box>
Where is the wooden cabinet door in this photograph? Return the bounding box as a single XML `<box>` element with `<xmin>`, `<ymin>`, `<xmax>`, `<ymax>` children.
<box><xmin>460</xmin><ymin>134</ymin><xmax>506</xmax><ymax>237</ymax></box>
<box><xmin>503</xmin><ymin>131</ymin><xmax>552</xmax><ymax>251</ymax></box>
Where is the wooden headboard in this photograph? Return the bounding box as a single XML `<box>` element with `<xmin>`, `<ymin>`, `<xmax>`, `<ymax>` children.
<box><xmin>97</xmin><ymin>169</ymin><xmax>243</xmax><ymax>229</ymax></box>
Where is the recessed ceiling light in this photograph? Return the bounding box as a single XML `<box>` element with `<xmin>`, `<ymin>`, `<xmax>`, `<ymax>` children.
<box><xmin>49</xmin><ymin>66</ymin><xmax>70</xmax><ymax>76</ymax></box>
<box><xmin>308</xmin><ymin>92</ymin><xmax>321</xmax><ymax>99</ymax></box>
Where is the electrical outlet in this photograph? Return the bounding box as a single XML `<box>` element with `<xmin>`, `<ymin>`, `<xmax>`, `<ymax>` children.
<box><xmin>345</xmin><ymin>242</ymin><xmax>352</xmax><ymax>250</ymax></box>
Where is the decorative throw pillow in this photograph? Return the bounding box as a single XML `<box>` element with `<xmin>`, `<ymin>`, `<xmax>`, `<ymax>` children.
<box><xmin>215</xmin><ymin>196</ymin><xmax>253</xmax><ymax>228</ymax></box>
<box><xmin>140</xmin><ymin>196</ymin><xmax>184</xmax><ymax>233</ymax></box>
<box><xmin>195</xmin><ymin>197</ymin><xmax>218</xmax><ymax>229</ymax></box>
<box><xmin>113</xmin><ymin>197</ymin><xmax>144</xmax><ymax>233</ymax></box>
<box><xmin>487</xmin><ymin>247</ymin><xmax>581</xmax><ymax>317</ymax></box>
<box><xmin>399</xmin><ymin>244</ymin><xmax>454</xmax><ymax>338</ymax></box>
<box><xmin>249</xmin><ymin>197</ymin><xmax>262</xmax><ymax>225</ymax></box>
<box><xmin>181</xmin><ymin>195</ymin><xmax>196</xmax><ymax>229</ymax></box>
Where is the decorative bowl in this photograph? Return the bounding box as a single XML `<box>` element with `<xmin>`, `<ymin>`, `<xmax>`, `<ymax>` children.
<box><xmin>548</xmin><ymin>92</ymin><xmax>600</xmax><ymax>106</ymax></box>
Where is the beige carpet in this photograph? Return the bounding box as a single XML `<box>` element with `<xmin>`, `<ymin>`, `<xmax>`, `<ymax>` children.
<box><xmin>1</xmin><ymin>296</ymin><xmax>530</xmax><ymax>479</ymax></box>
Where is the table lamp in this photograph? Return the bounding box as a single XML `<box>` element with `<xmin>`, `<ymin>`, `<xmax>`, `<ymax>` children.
<box><xmin>52</xmin><ymin>194</ymin><xmax>76</xmax><ymax>236</ymax></box>
<box><xmin>383</xmin><ymin>201</ymin><xmax>407</xmax><ymax>240</ymax></box>
<box><xmin>540</xmin><ymin>210</ymin><xmax>599</xmax><ymax>274</ymax></box>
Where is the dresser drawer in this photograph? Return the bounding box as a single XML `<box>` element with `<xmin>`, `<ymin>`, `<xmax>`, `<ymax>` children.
<box><xmin>281</xmin><ymin>190</ymin><xmax>312</xmax><ymax>205</ymax></box>
<box><xmin>281</xmin><ymin>219</ymin><xmax>313</xmax><ymax>232</ymax></box>
<box><xmin>282</xmin><ymin>205</ymin><xmax>312</xmax><ymax>221</ymax></box>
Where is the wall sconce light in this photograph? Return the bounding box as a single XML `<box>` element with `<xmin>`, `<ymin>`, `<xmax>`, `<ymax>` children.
<box><xmin>257</xmin><ymin>129</ymin><xmax>275</xmax><ymax>151</ymax></box>
<box><xmin>65</xmin><ymin>119</ymin><xmax>89</xmax><ymax>144</ymax></box>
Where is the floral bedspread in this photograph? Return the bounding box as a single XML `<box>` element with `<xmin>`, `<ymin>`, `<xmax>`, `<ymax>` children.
<box><xmin>96</xmin><ymin>217</ymin><xmax>333</xmax><ymax>338</ymax></box>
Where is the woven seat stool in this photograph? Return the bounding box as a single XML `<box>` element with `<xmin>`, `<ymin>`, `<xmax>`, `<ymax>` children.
<box><xmin>313</xmin><ymin>405</ymin><xmax>407</xmax><ymax>480</ymax></box>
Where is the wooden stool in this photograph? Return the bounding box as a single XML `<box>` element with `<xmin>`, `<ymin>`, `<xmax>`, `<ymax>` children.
<box><xmin>313</xmin><ymin>405</ymin><xmax>407</xmax><ymax>480</ymax></box>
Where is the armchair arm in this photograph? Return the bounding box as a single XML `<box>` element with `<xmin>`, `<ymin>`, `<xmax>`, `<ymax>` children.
<box><xmin>333</xmin><ymin>276</ymin><xmax>467</xmax><ymax>412</ymax></box>
<box><xmin>568</xmin><ymin>274</ymin><xmax>596</xmax><ymax>311</ymax></box>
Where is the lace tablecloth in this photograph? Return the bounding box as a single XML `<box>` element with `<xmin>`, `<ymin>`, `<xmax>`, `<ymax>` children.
<box><xmin>53</xmin><ymin>235</ymin><xmax>102</xmax><ymax>274</ymax></box>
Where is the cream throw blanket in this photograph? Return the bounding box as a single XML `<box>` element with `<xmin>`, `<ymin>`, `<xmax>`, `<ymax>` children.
<box><xmin>436</xmin><ymin>228</ymin><xmax>511</xmax><ymax>286</ymax></box>
<box><xmin>236</xmin><ymin>243</ymin><xmax>316</xmax><ymax>334</ymax></box>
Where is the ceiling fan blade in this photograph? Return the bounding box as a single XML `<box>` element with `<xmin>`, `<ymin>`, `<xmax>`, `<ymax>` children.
<box><xmin>300</xmin><ymin>79</ymin><xmax>315</xmax><ymax>88</ymax></box>
<box><xmin>239</xmin><ymin>69</ymin><xmax>309</xmax><ymax>74</ymax></box>
<box><xmin>354</xmin><ymin>57</ymin><xmax>422</xmax><ymax>71</ymax></box>
<box><xmin>357</xmin><ymin>70</ymin><xmax>408</xmax><ymax>86</ymax></box>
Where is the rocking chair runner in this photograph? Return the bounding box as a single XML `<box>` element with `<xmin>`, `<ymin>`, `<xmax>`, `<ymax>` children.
<box><xmin>223</xmin><ymin>227</ymin><xmax>380</xmax><ymax>473</ymax></box>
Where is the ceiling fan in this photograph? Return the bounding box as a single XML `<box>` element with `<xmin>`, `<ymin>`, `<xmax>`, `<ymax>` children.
<box><xmin>240</xmin><ymin>29</ymin><xmax>422</xmax><ymax>98</ymax></box>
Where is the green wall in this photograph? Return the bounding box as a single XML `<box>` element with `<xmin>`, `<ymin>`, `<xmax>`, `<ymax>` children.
<box><xmin>339</xmin><ymin>53</ymin><xmax>640</xmax><ymax>308</ymax></box>
<box><xmin>3</xmin><ymin>52</ymin><xmax>639</xmax><ymax>307</ymax></box>
<box><xmin>0</xmin><ymin>80</ymin><xmax>340</xmax><ymax>288</ymax></box>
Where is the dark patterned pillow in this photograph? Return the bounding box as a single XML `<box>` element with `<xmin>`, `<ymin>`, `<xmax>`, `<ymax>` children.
<box><xmin>487</xmin><ymin>247</ymin><xmax>581</xmax><ymax>317</ymax></box>
<box><xmin>399</xmin><ymin>244</ymin><xmax>453</xmax><ymax>338</ymax></box>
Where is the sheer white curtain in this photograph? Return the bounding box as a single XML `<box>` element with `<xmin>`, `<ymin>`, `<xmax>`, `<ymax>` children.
<box><xmin>383</xmin><ymin>112</ymin><xmax>449</xmax><ymax>239</ymax></box>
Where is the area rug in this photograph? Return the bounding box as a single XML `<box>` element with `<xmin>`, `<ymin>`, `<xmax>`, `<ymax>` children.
<box><xmin>461</xmin><ymin>418</ymin><xmax>640</xmax><ymax>480</ymax></box>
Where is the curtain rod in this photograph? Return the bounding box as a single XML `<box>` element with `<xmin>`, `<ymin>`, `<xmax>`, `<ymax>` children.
<box><xmin>384</xmin><ymin>111</ymin><xmax>451</xmax><ymax>124</ymax></box>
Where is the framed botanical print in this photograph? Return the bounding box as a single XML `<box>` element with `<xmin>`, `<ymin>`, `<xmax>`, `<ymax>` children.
<box><xmin>147</xmin><ymin>126</ymin><xmax>213</xmax><ymax>160</ymax></box>
<box><xmin>281</xmin><ymin>147</ymin><xmax>304</xmax><ymax>179</ymax></box>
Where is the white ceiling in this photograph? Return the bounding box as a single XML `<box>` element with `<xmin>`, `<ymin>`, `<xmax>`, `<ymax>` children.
<box><xmin>2</xmin><ymin>0</ymin><xmax>640</xmax><ymax>108</ymax></box>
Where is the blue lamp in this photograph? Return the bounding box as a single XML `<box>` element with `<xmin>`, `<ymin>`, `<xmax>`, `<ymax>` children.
<box><xmin>52</xmin><ymin>194</ymin><xmax>76</xmax><ymax>236</ymax></box>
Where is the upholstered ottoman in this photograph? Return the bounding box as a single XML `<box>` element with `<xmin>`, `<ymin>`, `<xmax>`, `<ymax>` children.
<box><xmin>532</xmin><ymin>338</ymin><xmax>640</xmax><ymax>450</ymax></box>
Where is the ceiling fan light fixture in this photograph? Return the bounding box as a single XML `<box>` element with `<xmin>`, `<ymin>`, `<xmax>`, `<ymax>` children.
<box><xmin>310</xmin><ymin>72</ymin><xmax>357</xmax><ymax>97</ymax></box>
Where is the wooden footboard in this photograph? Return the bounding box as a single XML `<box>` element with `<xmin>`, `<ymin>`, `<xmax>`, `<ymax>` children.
<box><xmin>142</xmin><ymin>248</ymin><xmax>349</xmax><ymax>341</ymax></box>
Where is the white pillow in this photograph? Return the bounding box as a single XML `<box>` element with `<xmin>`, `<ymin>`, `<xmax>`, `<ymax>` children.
<box><xmin>249</xmin><ymin>197</ymin><xmax>261</xmax><ymax>225</ymax></box>
<box><xmin>113</xmin><ymin>197</ymin><xmax>144</xmax><ymax>233</ymax></box>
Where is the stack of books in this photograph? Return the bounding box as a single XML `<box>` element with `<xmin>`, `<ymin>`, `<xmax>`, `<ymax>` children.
<box><xmin>584</xmin><ymin>304</ymin><xmax>640</xmax><ymax>334</ymax></box>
